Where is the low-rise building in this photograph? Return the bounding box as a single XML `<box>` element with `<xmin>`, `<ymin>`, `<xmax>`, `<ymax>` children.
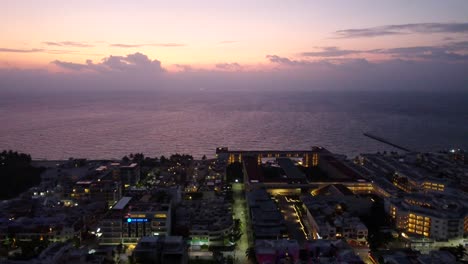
<box><xmin>302</xmin><ymin>194</ymin><xmax>369</xmax><ymax>245</ymax></box>
<box><xmin>99</xmin><ymin>192</ymin><xmax>172</xmax><ymax>245</ymax></box>
<box><xmin>255</xmin><ymin>239</ymin><xmax>300</xmax><ymax>264</ymax></box>
<box><xmin>247</xmin><ymin>189</ymin><xmax>287</xmax><ymax>240</ymax></box>
<box><xmin>303</xmin><ymin>239</ymin><xmax>364</xmax><ymax>264</ymax></box>
<box><xmin>175</xmin><ymin>199</ymin><xmax>233</xmax><ymax>248</ymax></box>
<box><xmin>132</xmin><ymin>236</ymin><xmax>187</xmax><ymax>264</ymax></box>
<box><xmin>120</xmin><ymin>163</ymin><xmax>140</xmax><ymax>186</ymax></box>
<box><xmin>385</xmin><ymin>193</ymin><xmax>467</xmax><ymax>240</ymax></box>
<box><xmin>418</xmin><ymin>250</ymin><xmax>457</xmax><ymax>264</ymax></box>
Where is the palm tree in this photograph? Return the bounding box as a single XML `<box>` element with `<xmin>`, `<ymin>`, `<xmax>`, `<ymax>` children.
<box><xmin>454</xmin><ymin>245</ymin><xmax>466</xmax><ymax>261</ymax></box>
<box><xmin>246</xmin><ymin>247</ymin><xmax>257</xmax><ymax>263</ymax></box>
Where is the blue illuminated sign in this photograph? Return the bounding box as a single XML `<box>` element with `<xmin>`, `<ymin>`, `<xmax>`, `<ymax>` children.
<box><xmin>126</xmin><ymin>218</ymin><xmax>148</xmax><ymax>223</ymax></box>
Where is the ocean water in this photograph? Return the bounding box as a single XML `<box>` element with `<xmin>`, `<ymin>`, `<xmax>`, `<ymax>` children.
<box><xmin>0</xmin><ymin>90</ymin><xmax>467</xmax><ymax>160</ymax></box>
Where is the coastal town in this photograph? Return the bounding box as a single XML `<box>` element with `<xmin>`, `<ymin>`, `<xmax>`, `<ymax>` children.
<box><xmin>0</xmin><ymin>147</ymin><xmax>467</xmax><ymax>264</ymax></box>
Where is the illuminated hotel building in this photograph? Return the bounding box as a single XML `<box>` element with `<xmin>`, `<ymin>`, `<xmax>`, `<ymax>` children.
<box><xmin>421</xmin><ymin>180</ymin><xmax>445</xmax><ymax>192</ymax></box>
<box><xmin>123</xmin><ymin>204</ymin><xmax>171</xmax><ymax>244</ymax></box>
<box><xmin>390</xmin><ymin>172</ymin><xmax>447</xmax><ymax>194</ymax></box>
<box><xmin>119</xmin><ymin>163</ymin><xmax>140</xmax><ymax>187</ymax></box>
<box><xmin>385</xmin><ymin>194</ymin><xmax>467</xmax><ymax>240</ymax></box>
<box><xmin>217</xmin><ymin>146</ymin><xmax>329</xmax><ymax>168</ymax></box>
<box><xmin>99</xmin><ymin>196</ymin><xmax>172</xmax><ymax>245</ymax></box>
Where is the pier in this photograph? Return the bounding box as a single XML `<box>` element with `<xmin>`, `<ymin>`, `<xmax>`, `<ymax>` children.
<box><xmin>363</xmin><ymin>133</ymin><xmax>412</xmax><ymax>152</ymax></box>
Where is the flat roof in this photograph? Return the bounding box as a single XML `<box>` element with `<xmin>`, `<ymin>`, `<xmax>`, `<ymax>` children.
<box><xmin>121</xmin><ymin>163</ymin><xmax>138</xmax><ymax>169</ymax></box>
<box><xmin>217</xmin><ymin>146</ymin><xmax>329</xmax><ymax>154</ymax></box>
<box><xmin>112</xmin><ymin>196</ymin><xmax>132</xmax><ymax>210</ymax></box>
<box><xmin>323</xmin><ymin>156</ymin><xmax>363</xmax><ymax>180</ymax></box>
<box><xmin>332</xmin><ymin>184</ymin><xmax>354</xmax><ymax>195</ymax></box>
<box><xmin>76</xmin><ymin>181</ymin><xmax>93</xmax><ymax>185</ymax></box>
<box><xmin>277</xmin><ymin>158</ymin><xmax>305</xmax><ymax>179</ymax></box>
<box><xmin>244</xmin><ymin>156</ymin><xmax>264</xmax><ymax>182</ymax></box>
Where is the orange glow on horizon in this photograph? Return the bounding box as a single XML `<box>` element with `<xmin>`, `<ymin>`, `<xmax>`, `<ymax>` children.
<box><xmin>2</xmin><ymin>2</ymin><xmax>466</xmax><ymax>71</ymax></box>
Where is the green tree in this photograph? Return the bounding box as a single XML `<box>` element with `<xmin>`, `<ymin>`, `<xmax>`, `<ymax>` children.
<box><xmin>132</xmin><ymin>153</ymin><xmax>145</xmax><ymax>164</ymax></box>
<box><xmin>0</xmin><ymin>150</ymin><xmax>44</xmax><ymax>199</ymax></box>
<box><xmin>246</xmin><ymin>247</ymin><xmax>257</xmax><ymax>263</ymax></box>
<box><xmin>440</xmin><ymin>245</ymin><xmax>466</xmax><ymax>261</ymax></box>
<box><xmin>200</xmin><ymin>244</ymin><xmax>209</xmax><ymax>251</ymax></box>
<box><xmin>361</xmin><ymin>199</ymin><xmax>394</xmax><ymax>250</ymax></box>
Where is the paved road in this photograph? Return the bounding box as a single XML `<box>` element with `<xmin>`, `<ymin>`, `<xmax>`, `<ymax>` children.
<box><xmin>276</xmin><ymin>195</ymin><xmax>308</xmax><ymax>245</ymax></box>
<box><xmin>352</xmin><ymin>246</ymin><xmax>372</xmax><ymax>264</ymax></box>
<box><xmin>232</xmin><ymin>183</ymin><xmax>251</xmax><ymax>264</ymax></box>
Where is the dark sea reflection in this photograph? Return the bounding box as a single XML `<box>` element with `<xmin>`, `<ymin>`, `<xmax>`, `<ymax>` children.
<box><xmin>0</xmin><ymin>90</ymin><xmax>466</xmax><ymax>159</ymax></box>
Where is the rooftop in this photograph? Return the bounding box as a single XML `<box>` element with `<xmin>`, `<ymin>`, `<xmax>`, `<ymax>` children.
<box><xmin>112</xmin><ymin>196</ymin><xmax>132</xmax><ymax>210</ymax></box>
<box><xmin>277</xmin><ymin>158</ymin><xmax>305</xmax><ymax>179</ymax></box>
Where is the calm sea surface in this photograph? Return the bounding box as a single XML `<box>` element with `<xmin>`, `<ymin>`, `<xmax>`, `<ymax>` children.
<box><xmin>0</xmin><ymin>90</ymin><xmax>467</xmax><ymax>160</ymax></box>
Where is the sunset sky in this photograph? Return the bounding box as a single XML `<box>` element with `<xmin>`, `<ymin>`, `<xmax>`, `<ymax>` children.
<box><xmin>1</xmin><ymin>0</ymin><xmax>468</xmax><ymax>91</ymax></box>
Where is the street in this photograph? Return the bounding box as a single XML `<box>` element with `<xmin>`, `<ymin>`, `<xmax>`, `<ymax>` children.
<box><xmin>231</xmin><ymin>183</ymin><xmax>251</xmax><ymax>264</ymax></box>
<box><xmin>276</xmin><ymin>195</ymin><xmax>308</xmax><ymax>245</ymax></box>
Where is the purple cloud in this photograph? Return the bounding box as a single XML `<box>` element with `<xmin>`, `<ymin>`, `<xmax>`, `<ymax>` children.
<box><xmin>266</xmin><ymin>55</ymin><xmax>309</xmax><ymax>66</ymax></box>
<box><xmin>109</xmin><ymin>43</ymin><xmax>142</xmax><ymax>48</ymax></box>
<box><xmin>51</xmin><ymin>60</ymin><xmax>90</xmax><ymax>71</ymax></box>
<box><xmin>215</xmin><ymin>63</ymin><xmax>242</xmax><ymax>71</ymax></box>
<box><xmin>375</xmin><ymin>42</ymin><xmax>468</xmax><ymax>62</ymax></box>
<box><xmin>0</xmin><ymin>48</ymin><xmax>44</xmax><ymax>53</ymax></box>
<box><xmin>298</xmin><ymin>42</ymin><xmax>468</xmax><ymax>62</ymax></box>
<box><xmin>110</xmin><ymin>43</ymin><xmax>185</xmax><ymax>48</ymax></box>
<box><xmin>53</xmin><ymin>52</ymin><xmax>165</xmax><ymax>73</ymax></box>
<box><xmin>335</xmin><ymin>22</ymin><xmax>468</xmax><ymax>38</ymax></box>
<box><xmin>1</xmin><ymin>51</ymin><xmax>467</xmax><ymax>93</ymax></box>
<box><xmin>174</xmin><ymin>64</ymin><xmax>194</xmax><ymax>72</ymax></box>
<box><xmin>301</xmin><ymin>47</ymin><xmax>361</xmax><ymax>57</ymax></box>
<box><xmin>43</xmin><ymin>41</ymin><xmax>94</xmax><ymax>47</ymax></box>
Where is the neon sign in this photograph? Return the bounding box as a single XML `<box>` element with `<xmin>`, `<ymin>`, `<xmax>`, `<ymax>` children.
<box><xmin>126</xmin><ymin>218</ymin><xmax>149</xmax><ymax>223</ymax></box>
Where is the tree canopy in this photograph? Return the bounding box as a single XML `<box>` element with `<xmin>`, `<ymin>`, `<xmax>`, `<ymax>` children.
<box><xmin>0</xmin><ymin>150</ymin><xmax>44</xmax><ymax>200</ymax></box>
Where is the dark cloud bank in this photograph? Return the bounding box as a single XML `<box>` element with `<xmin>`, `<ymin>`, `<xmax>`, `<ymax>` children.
<box><xmin>300</xmin><ymin>41</ymin><xmax>468</xmax><ymax>62</ymax></box>
<box><xmin>335</xmin><ymin>22</ymin><xmax>468</xmax><ymax>38</ymax></box>
<box><xmin>1</xmin><ymin>42</ymin><xmax>467</xmax><ymax>93</ymax></box>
